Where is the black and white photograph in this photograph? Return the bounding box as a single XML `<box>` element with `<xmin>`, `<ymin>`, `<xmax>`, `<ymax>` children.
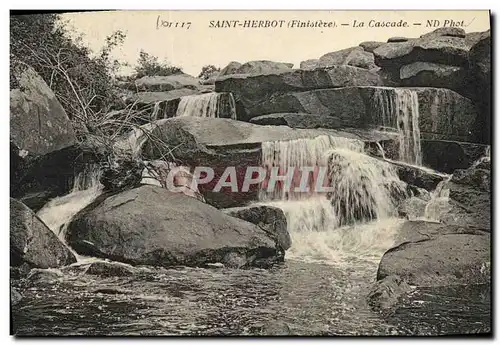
<box><xmin>9</xmin><ymin>9</ymin><xmax>492</xmax><ymax>336</ymax></box>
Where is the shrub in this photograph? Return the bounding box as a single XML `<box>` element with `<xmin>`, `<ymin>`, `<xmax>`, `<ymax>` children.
<box><xmin>133</xmin><ymin>50</ymin><xmax>183</xmax><ymax>78</ymax></box>
<box><xmin>198</xmin><ymin>65</ymin><xmax>220</xmax><ymax>80</ymax></box>
<box><xmin>10</xmin><ymin>13</ymin><xmax>127</xmax><ymax>136</ymax></box>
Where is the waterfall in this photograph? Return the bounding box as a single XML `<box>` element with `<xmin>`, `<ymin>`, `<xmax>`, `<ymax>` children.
<box><xmin>327</xmin><ymin>148</ymin><xmax>407</xmax><ymax>227</ymax></box>
<box><xmin>471</xmin><ymin>146</ymin><xmax>491</xmax><ymax>169</ymax></box>
<box><xmin>176</xmin><ymin>92</ymin><xmax>237</xmax><ymax>119</ymax></box>
<box><xmin>257</xmin><ymin>135</ymin><xmax>408</xmax><ymax>263</ymax></box>
<box><xmin>423</xmin><ymin>176</ymin><xmax>452</xmax><ymax>222</ymax></box>
<box><xmin>37</xmin><ymin>165</ymin><xmax>103</xmax><ymax>257</ymax></box>
<box><xmin>259</xmin><ymin>135</ymin><xmax>364</xmax><ymax>201</ymax></box>
<box><xmin>151</xmin><ymin>101</ymin><xmax>163</xmax><ymax>120</ymax></box>
<box><xmin>72</xmin><ymin>164</ymin><xmax>102</xmax><ymax>192</ymax></box>
<box><xmin>373</xmin><ymin>88</ymin><xmax>422</xmax><ymax>165</ymax></box>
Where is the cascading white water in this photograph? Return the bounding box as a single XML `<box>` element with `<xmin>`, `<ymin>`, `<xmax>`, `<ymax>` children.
<box><xmin>373</xmin><ymin>88</ymin><xmax>422</xmax><ymax>165</ymax></box>
<box><xmin>259</xmin><ymin>135</ymin><xmax>364</xmax><ymax>201</ymax></box>
<box><xmin>471</xmin><ymin>146</ymin><xmax>491</xmax><ymax>169</ymax></box>
<box><xmin>327</xmin><ymin>148</ymin><xmax>407</xmax><ymax>226</ymax></box>
<box><xmin>151</xmin><ymin>101</ymin><xmax>162</xmax><ymax>120</ymax></box>
<box><xmin>423</xmin><ymin>176</ymin><xmax>452</xmax><ymax>222</ymax></box>
<box><xmin>37</xmin><ymin>165</ymin><xmax>103</xmax><ymax>259</ymax></box>
<box><xmin>176</xmin><ymin>92</ymin><xmax>237</xmax><ymax>119</ymax></box>
<box><xmin>257</xmin><ymin>135</ymin><xmax>407</xmax><ymax>264</ymax></box>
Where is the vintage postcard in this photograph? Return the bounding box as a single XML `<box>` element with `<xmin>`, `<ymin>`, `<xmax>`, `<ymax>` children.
<box><xmin>10</xmin><ymin>10</ymin><xmax>491</xmax><ymax>336</ymax></box>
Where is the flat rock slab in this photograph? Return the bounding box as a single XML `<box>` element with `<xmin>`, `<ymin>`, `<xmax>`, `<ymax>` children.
<box><xmin>127</xmin><ymin>89</ymin><xmax>200</xmax><ymax>105</ymax></box>
<box><xmin>250</xmin><ymin>113</ymin><xmax>344</xmax><ymax>129</ymax></box>
<box><xmin>215</xmin><ymin>66</ymin><xmax>384</xmax><ymax>121</ymax></box>
<box><xmin>374</xmin><ymin>35</ymin><xmax>472</xmax><ymax>68</ymax></box>
<box><xmin>249</xmin><ymin>86</ymin><xmax>479</xmax><ymax>142</ymax></box>
<box><xmin>134</xmin><ymin>74</ymin><xmax>200</xmax><ymax>92</ymax></box>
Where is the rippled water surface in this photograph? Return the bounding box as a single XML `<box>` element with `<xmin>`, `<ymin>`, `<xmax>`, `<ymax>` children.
<box><xmin>12</xmin><ymin>257</ymin><xmax>490</xmax><ymax>336</ymax></box>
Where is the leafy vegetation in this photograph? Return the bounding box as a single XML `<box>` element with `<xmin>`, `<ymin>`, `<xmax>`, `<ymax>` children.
<box><xmin>133</xmin><ymin>50</ymin><xmax>183</xmax><ymax>78</ymax></box>
<box><xmin>10</xmin><ymin>13</ymin><xmax>179</xmax><ymax>175</ymax></box>
<box><xmin>10</xmin><ymin>14</ymin><xmax>128</xmax><ymax>135</ymax></box>
<box><xmin>198</xmin><ymin>64</ymin><xmax>220</xmax><ymax>80</ymax></box>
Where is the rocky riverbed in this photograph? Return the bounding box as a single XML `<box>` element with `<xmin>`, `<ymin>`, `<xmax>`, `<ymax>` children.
<box><xmin>10</xmin><ymin>26</ymin><xmax>491</xmax><ymax>336</ymax></box>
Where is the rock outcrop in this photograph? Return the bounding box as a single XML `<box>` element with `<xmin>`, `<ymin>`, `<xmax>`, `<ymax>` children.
<box><xmin>116</xmin><ymin>117</ymin><xmax>397</xmax><ymax>207</ymax></box>
<box><xmin>367</xmin><ymin>275</ymin><xmax>413</xmax><ymax>313</ymax></box>
<box><xmin>66</xmin><ymin>185</ymin><xmax>284</xmax><ymax>268</ymax></box>
<box><xmin>376</xmin><ymin>221</ymin><xmax>490</xmax><ymax>288</ymax></box>
<box><xmin>468</xmin><ymin>30</ymin><xmax>491</xmax><ymax>144</ymax></box>
<box><xmin>230</xmin><ymin>60</ymin><xmax>293</xmax><ymax>75</ymax></box>
<box><xmin>398</xmin><ymin>62</ymin><xmax>466</xmax><ymax>93</ymax></box>
<box><xmin>374</xmin><ymin>34</ymin><xmax>471</xmax><ymax>69</ymax></box>
<box><xmin>9</xmin><ymin>63</ymin><xmax>105</xmax><ymax>211</ymax></box>
<box><xmin>377</xmin><ymin>232</ymin><xmax>490</xmax><ymax>287</ymax></box>
<box><xmin>249</xmin><ymin>87</ymin><xmax>478</xmax><ymax>142</ymax></box>
<box><xmin>317</xmin><ymin>46</ymin><xmax>377</xmax><ymax>70</ymax></box>
<box><xmin>133</xmin><ymin>73</ymin><xmax>200</xmax><ymax>92</ymax></box>
<box><xmin>442</xmin><ymin>164</ymin><xmax>491</xmax><ymax>230</ymax></box>
<box><xmin>421</xmin><ymin>140</ymin><xmax>488</xmax><ymax>173</ymax></box>
<box><xmin>10</xmin><ymin>61</ymin><xmax>77</xmax><ymax>156</ymax></box>
<box><xmin>223</xmin><ymin>205</ymin><xmax>291</xmax><ymax>250</ymax></box>
<box><xmin>215</xmin><ymin>66</ymin><xmax>383</xmax><ymax>122</ymax></box>
<box><xmin>371</xmin><ymin>27</ymin><xmax>491</xmax><ymax>129</ymax></box>
<box><xmin>250</xmin><ymin>113</ymin><xmax>343</xmax><ymax>129</ymax></box>
<box><xmin>10</xmin><ymin>198</ymin><xmax>76</xmax><ymax>269</ymax></box>
<box><xmin>218</xmin><ymin>61</ymin><xmax>242</xmax><ymax>77</ymax></box>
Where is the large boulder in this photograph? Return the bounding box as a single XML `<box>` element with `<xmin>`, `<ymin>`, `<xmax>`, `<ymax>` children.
<box><xmin>9</xmin><ymin>62</ymin><xmax>105</xmax><ymax>210</ymax></box>
<box><xmin>359</xmin><ymin>41</ymin><xmax>385</xmax><ymax>53</ymax></box>
<box><xmin>10</xmin><ymin>62</ymin><xmax>77</xmax><ymax>156</ymax></box>
<box><xmin>374</xmin><ymin>34</ymin><xmax>471</xmax><ymax>69</ymax></box>
<box><xmin>133</xmin><ymin>73</ymin><xmax>200</xmax><ymax>92</ymax></box>
<box><xmin>421</xmin><ymin>140</ymin><xmax>489</xmax><ymax>173</ymax></box>
<box><xmin>10</xmin><ymin>198</ymin><xmax>76</xmax><ymax>269</ymax></box>
<box><xmin>12</xmin><ymin>140</ymin><xmax>107</xmax><ymax>211</ymax></box>
<box><xmin>420</xmin><ymin>27</ymin><xmax>466</xmax><ymax>39</ymax></box>
<box><xmin>468</xmin><ymin>30</ymin><xmax>491</xmax><ymax>144</ymax></box>
<box><xmin>66</xmin><ymin>185</ymin><xmax>283</xmax><ymax>268</ymax></box>
<box><xmin>249</xmin><ymin>86</ymin><xmax>479</xmax><ymax>142</ymax></box>
<box><xmin>442</xmin><ymin>165</ymin><xmax>491</xmax><ymax>230</ymax></box>
<box><xmin>367</xmin><ymin>275</ymin><xmax>412</xmax><ymax>313</ymax></box>
<box><xmin>223</xmin><ymin>205</ymin><xmax>291</xmax><ymax>250</ymax></box>
<box><xmin>126</xmin><ymin>89</ymin><xmax>200</xmax><ymax>105</ymax></box>
<box><xmin>250</xmin><ymin>113</ymin><xmax>343</xmax><ymax>129</ymax></box>
<box><xmin>218</xmin><ymin>61</ymin><xmax>242</xmax><ymax>77</ymax></box>
<box><xmin>299</xmin><ymin>59</ymin><xmax>320</xmax><ymax>70</ymax></box>
<box><xmin>377</xmin><ymin>231</ymin><xmax>490</xmax><ymax>287</ymax></box>
<box><xmin>215</xmin><ymin>66</ymin><xmax>384</xmax><ymax>122</ymax></box>
<box><xmin>398</xmin><ymin>62</ymin><xmax>466</xmax><ymax>93</ymax></box>
<box><xmin>231</xmin><ymin>60</ymin><xmax>293</xmax><ymax>75</ymax></box>
<box><xmin>393</xmin><ymin>220</ymin><xmax>488</xmax><ymax>245</ymax></box>
<box><xmin>318</xmin><ymin>46</ymin><xmax>377</xmax><ymax>70</ymax></box>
